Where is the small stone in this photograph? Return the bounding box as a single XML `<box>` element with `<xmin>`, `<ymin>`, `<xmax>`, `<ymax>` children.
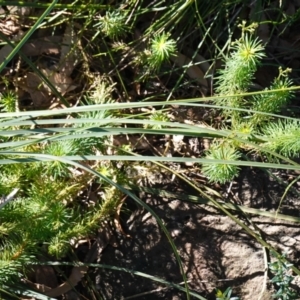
<box><xmin>170</xmin><ymin>228</ymin><xmax>182</xmax><ymax>237</ymax></box>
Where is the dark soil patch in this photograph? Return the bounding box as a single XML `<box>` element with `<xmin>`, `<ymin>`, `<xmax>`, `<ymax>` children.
<box><xmin>84</xmin><ymin>170</ymin><xmax>300</xmax><ymax>300</ymax></box>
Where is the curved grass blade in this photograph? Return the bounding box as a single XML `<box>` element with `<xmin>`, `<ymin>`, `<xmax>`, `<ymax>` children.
<box><xmin>153</xmin><ymin>159</ymin><xmax>300</xmax><ymax>277</ymax></box>
<box><xmin>1</xmin><ymin>153</ymin><xmax>299</xmax><ymax>172</ymax></box>
<box><xmin>35</xmin><ymin>261</ymin><xmax>205</xmax><ymax>300</ymax></box>
<box><xmin>1</xmin><ymin>97</ymin><xmax>300</xmax><ymax>120</ymax></box>
<box><xmin>129</xmin><ymin>186</ymin><xmax>300</xmax><ymax>223</ymax></box>
<box><xmin>4</xmin><ymin>284</ymin><xmax>56</xmax><ymax>300</ymax></box>
<box><xmin>0</xmin><ymin>0</ymin><xmax>58</xmax><ymax>72</ymax></box>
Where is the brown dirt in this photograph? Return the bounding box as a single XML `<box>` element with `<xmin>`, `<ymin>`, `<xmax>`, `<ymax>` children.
<box><xmin>88</xmin><ymin>168</ymin><xmax>300</xmax><ymax>300</ymax></box>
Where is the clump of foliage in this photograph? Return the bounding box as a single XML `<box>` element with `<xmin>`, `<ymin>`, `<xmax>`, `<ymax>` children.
<box><xmin>202</xmin><ymin>22</ymin><xmax>296</xmax><ymax>184</ymax></box>
<box><xmin>0</xmin><ymin>78</ymin><xmax>131</xmax><ymax>290</ymax></box>
<box><xmin>202</xmin><ymin>142</ymin><xmax>241</xmax><ymax>184</ymax></box>
<box><xmin>96</xmin><ymin>9</ymin><xmax>129</xmax><ymax>39</ymax></box>
<box><xmin>148</xmin><ymin>32</ymin><xmax>177</xmax><ymax>71</ymax></box>
<box><xmin>269</xmin><ymin>254</ymin><xmax>299</xmax><ymax>299</ymax></box>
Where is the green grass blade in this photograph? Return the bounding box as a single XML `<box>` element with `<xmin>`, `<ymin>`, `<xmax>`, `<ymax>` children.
<box><xmin>5</xmin><ymin>285</ymin><xmax>56</xmax><ymax>300</ymax></box>
<box><xmin>130</xmin><ymin>186</ymin><xmax>300</xmax><ymax>223</ymax></box>
<box><xmin>1</xmin><ymin>96</ymin><xmax>300</xmax><ymax>119</ymax></box>
<box><xmin>0</xmin><ymin>153</ymin><xmax>299</xmax><ymax>172</ymax></box>
<box><xmin>36</xmin><ymin>261</ymin><xmax>205</xmax><ymax>300</ymax></box>
<box><xmin>0</xmin><ymin>0</ymin><xmax>58</xmax><ymax>73</ymax></box>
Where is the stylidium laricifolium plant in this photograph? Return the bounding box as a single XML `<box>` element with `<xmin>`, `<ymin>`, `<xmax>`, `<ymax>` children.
<box><xmin>202</xmin><ymin>22</ymin><xmax>296</xmax><ymax>184</ymax></box>
<box><xmin>132</xmin><ymin>32</ymin><xmax>177</xmax><ymax>81</ymax></box>
<box><xmin>214</xmin><ymin>21</ymin><xmax>294</xmax><ymax>126</ymax></box>
<box><xmin>95</xmin><ymin>9</ymin><xmax>129</xmax><ymax>39</ymax></box>
<box><xmin>144</xmin><ymin>111</ymin><xmax>170</xmax><ymax>129</ymax></box>
<box><xmin>147</xmin><ymin>32</ymin><xmax>177</xmax><ymax>71</ymax></box>
<box><xmin>0</xmin><ymin>91</ymin><xmax>17</xmax><ymax>113</ymax></box>
<box><xmin>0</xmin><ymin>75</ymin><xmax>130</xmax><ymax>287</ymax></box>
<box><xmin>262</xmin><ymin>120</ymin><xmax>300</xmax><ymax>158</ymax></box>
<box><xmin>72</xmin><ymin>77</ymin><xmax>116</xmax><ymax>155</ymax></box>
<box><xmin>215</xmin><ymin>22</ymin><xmax>265</xmax><ymax>119</ymax></box>
<box><xmin>251</xmin><ymin>67</ymin><xmax>294</xmax><ymax>124</ymax></box>
<box><xmin>42</xmin><ymin>140</ymin><xmax>78</xmax><ymax>179</ymax></box>
<box><xmin>202</xmin><ymin>142</ymin><xmax>241</xmax><ymax>184</ymax></box>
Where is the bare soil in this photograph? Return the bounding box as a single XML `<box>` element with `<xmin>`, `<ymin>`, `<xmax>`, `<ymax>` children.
<box><xmin>73</xmin><ymin>166</ymin><xmax>300</xmax><ymax>300</ymax></box>
<box><xmin>83</xmin><ymin>168</ymin><xmax>300</xmax><ymax>300</ymax></box>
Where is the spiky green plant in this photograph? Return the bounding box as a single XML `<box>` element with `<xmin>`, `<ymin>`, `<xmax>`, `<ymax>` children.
<box><xmin>251</xmin><ymin>68</ymin><xmax>294</xmax><ymax>124</ymax></box>
<box><xmin>95</xmin><ymin>9</ymin><xmax>129</xmax><ymax>39</ymax></box>
<box><xmin>214</xmin><ymin>22</ymin><xmax>265</xmax><ymax>123</ymax></box>
<box><xmin>145</xmin><ymin>111</ymin><xmax>170</xmax><ymax>129</ymax></box>
<box><xmin>202</xmin><ymin>22</ymin><xmax>295</xmax><ymax>184</ymax></box>
<box><xmin>42</xmin><ymin>140</ymin><xmax>78</xmax><ymax>179</ymax></box>
<box><xmin>202</xmin><ymin>142</ymin><xmax>241</xmax><ymax>184</ymax></box>
<box><xmin>148</xmin><ymin>32</ymin><xmax>177</xmax><ymax>71</ymax></box>
<box><xmin>262</xmin><ymin>120</ymin><xmax>300</xmax><ymax>158</ymax></box>
<box><xmin>0</xmin><ymin>91</ymin><xmax>18</xmax><ymax>113</ymax></box>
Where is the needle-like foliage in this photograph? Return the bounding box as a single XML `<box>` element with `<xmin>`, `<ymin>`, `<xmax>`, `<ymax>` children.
<box><xmin>202</xmin><ymin>22</ymin><xmax>296</xmax><ymax>183</ymax></box>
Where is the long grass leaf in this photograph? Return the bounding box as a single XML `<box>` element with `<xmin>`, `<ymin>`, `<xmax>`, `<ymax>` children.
<box><xmin>0</xmin><ymin>153</ymin><xmax>299</xmax><ymax>171</ymax></box>
<box><xmin>0</xmin><ymin>0</ymin><xmax>58</xmax><ymax>72</ymax></box>
<box><xmin>129</xmin><ymin>186</ymin><xmax>300</xmax><ymax>223</ymax></box>
<box><xmin>35</xmin><ymin>261</ymin><xmax>204</xmax><ymax>299</ymax></box>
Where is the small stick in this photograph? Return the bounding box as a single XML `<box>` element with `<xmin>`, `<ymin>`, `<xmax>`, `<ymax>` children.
<box><xmin>0</xmin><ymin>188</ymin><xmax>19</xmax><ymax>209</ymax></box>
